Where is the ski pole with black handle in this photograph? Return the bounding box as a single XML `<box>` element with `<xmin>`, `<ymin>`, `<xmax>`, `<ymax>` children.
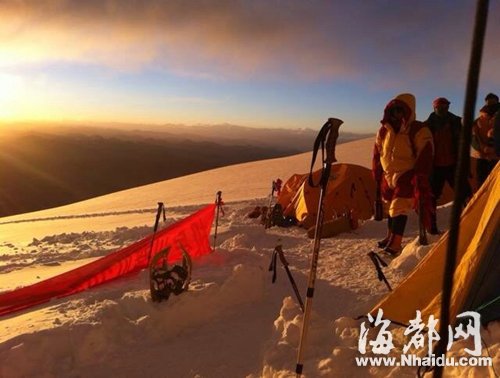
<box><xmin>147</xmin><ymin>202</ymin><xmax>166</xmax><ymax>264</ymax></box>
<box><xmin>275</xmin><ymin>244</ymin><xmax>305</xmax><ymax>312</ymax></box>
<box><xmin>295</xmin><ymin>118</ymin><xmax>343</xmax><ymax>377</ymax></box>
<box><xmin>265</xmin><ymin>181</ymin><xmax>276</xmax><ymax>229</ymax></box>
<box><xmin>367</xmin><ymin>251</ymin><xmax>392</xmax><ymax>291</ymax></box>
<box><xmin>417</xmin><ymin>177</ymin><xmax>428</xmax><ymax>246</ymax></box>
<box><xmin>213</xmin><ymin>191</ymin><xmax>222</xmax><ymax>251</ymax></box>
<box><xmin>374</xmin><ymin>179</ymin><xmax>384</xmax><ymax>221</ymax></box>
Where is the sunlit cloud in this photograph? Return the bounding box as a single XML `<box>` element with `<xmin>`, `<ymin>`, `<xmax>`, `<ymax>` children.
<box><xmin>0</xmin><ymin>1</ymin><xmax>498</xmax><ymax>127</ymax></box>
<box><xmin>1</xmin><ymin>0</ymin><xmax>499</xmax><ymax>83</ymax></box>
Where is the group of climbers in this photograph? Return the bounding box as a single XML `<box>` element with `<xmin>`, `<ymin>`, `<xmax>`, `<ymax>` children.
<box><xmin>372</xmin><ymin>92</ymin><xmax>499</xmax><ymax>255</ymax></box>
<box><xmin>246</xmin><ymin>92</ymin><xmax>498</xmax><ymax>257</ymax></box>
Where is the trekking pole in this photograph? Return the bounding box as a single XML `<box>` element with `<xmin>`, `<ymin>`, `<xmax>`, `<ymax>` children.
<box><xmin>265</xmin><ymin>179</ymin><xmax>282</xmax><ymax>229</ymax></box>
<box><xmin>418</xmin><ymin>178</ymin><xmax>428</xmax><ymax>246</ymax></box>
<box><xmin>374</xmin><ymin>179</ymin><xmax>384</xmax><ymax>221</ymax></box>
<box><xmin>147</xmin><ymin>202</ymin><xmax>166</xmax><ymax>264</ymax></box>
<box><xmin>212</xmin><ymin>191</ymin><xmax>223</xmax><ymax>251</ymax></box>
<box><xmin>295</xmin><ymin>118</ymin><xmax>343</xmax><ymax>377</ymax></box>
<box><xmin>274</xmin><ymin>244</ymin><xmax>305</xmax><ymax>312</ymax></box>
<box><xmin>433</xmin><ymin>1</ymin><xmax>489</xmax><ymax>377</ymax></box>
<box><xmin>264</xmin><ymin>181</ymin><xmax>277</xmax><ymax>229</ymax></box>
<box><xmin>367</xmin><ymin>251</ymin><xmax>392</xmax><ymax>291</ymax></box>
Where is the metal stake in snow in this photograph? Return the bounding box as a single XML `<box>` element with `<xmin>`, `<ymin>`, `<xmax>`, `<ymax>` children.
<box><xmin>147</xmin><ymin>202</ymin><xmax>166</xmax><ymax>264</ymax></box>
<box><xmin>213</xmin><ymin>191</ymin><xmax>223</xmax><ymax>251</ymax></box>
<box><xmin>295</xmin><ymin>118</ymin><xmax>342</xmax><ymax>377</ymax></box>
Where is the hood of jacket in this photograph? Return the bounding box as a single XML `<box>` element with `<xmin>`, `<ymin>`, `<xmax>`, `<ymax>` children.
<box><xmin>381</xmin><ymin>93</ymin><xmax>416</xmax><ymax>131</ymax></box>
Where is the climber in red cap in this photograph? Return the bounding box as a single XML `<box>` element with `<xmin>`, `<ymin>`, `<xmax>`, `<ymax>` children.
<box><xmin>432</xmin><ymin>97</ymin><xmax>450</xmax><ymax>108</ymax></box>
<box><xmin>426</xmin><ymin>97</ymin><xmax>468</xmax><ymax>234</ymax></box>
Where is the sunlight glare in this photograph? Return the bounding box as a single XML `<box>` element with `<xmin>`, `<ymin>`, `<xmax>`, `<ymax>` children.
<box><xmin>0</xmin><ymin>73</ymin><xmax>23</xmax><ymax>119</ymax></box>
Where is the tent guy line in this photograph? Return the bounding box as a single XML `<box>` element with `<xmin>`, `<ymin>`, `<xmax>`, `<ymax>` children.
<box><xmin>0</xmin><ymin>198</ymin><xmax>269</xmax><ymax>226</ymax></box>
<box><xmin>0</xmin><ymin>208</ymin><xmax>158</xmax><ymax>225</ymax></box>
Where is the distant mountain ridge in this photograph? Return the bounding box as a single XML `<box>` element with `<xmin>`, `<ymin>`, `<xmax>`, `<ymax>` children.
<box><xmin>2</xmin><ymin>122</ymin><xmax>372</xmax><ymax>151</ymax></box>
<box><xmin>131</xmin><ymin>123</ymin><xmax>371</xmax><ymax>151</ymax></box>
<box><xmin>0</xmin><ymin>124</ymin><xmax>372</xmax><ymax>217</ymax></box>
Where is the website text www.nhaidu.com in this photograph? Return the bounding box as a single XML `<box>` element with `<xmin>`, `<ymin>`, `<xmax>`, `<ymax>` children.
<box><xmin>355</xmin><ymin>354</ymin><xmax>492</xmax><ymax>368</ymax></box>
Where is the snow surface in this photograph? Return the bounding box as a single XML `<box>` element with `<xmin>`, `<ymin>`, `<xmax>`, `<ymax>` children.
<box><xmin>0</xmin><ymin>137</ymin><xmax>498</xmax><ymax>377</ymax></box>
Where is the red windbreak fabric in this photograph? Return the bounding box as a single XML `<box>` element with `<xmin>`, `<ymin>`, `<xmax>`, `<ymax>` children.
<box><xmin>0</xmin><ymin>204</ymin><xmax>216</xmax><ymax>317</ymax></box>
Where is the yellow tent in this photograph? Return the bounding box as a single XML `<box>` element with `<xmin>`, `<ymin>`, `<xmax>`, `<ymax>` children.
<box><xmin>277</xmin><ymin>164</ymin><xmax>376</xmax><ymax>229</ymax></box>
<box><xmin>370</xmin><ymin>162</ymin><xmax>500</xmax><ymax>325</ymax></box>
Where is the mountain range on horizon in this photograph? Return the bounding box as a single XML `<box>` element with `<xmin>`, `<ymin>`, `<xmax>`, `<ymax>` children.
<box><xmin>0</xmin><ymin>124</ymin><xmax>372</xmax><ymax>218</ymax></box>
<box><xmin>1</xmin><ymin>122</ymin><xmax>372</xmax><ymax>151</ymax></box>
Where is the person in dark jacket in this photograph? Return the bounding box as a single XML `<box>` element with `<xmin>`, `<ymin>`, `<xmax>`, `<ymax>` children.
<box><xmin>484</xmin><ymin>92</ymin><xmax>499</xmax><ymax>106</ymax></box>
<box><xmin>472</xmin><ymin>103</ymin><xmax>500</xmax><ymax>187</ymax></box>
<box><xmin>426</xmin><ymin>97</ymin><xmax>466</xmax><ymax>234</ymax></box>
<box><xmin>484</xmin><ymin>93</ymin><xmax>500</xmax><ymax>156</ymax></box>
<box><xmin>494</xmin><ymin>108</ymin><xmax>500</xmax><ymax>157</ymax></box>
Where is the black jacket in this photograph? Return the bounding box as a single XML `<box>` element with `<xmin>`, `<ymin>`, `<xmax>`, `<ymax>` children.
<box><xmin>426</xmin><ymin>111</ymin><xmax>462</xmax><ymax>156</ymax></box>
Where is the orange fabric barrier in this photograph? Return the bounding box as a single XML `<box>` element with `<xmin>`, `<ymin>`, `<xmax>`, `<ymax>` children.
<box><xmin>0</xmin><ymin>204</ymin><xmax>216</xmax><ymax>317</ymax></box>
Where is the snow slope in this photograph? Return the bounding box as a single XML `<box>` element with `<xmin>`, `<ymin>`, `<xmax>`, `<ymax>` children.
<box><xmin>0</xmin><ymin>137</ymin><xmax>498</xmax><ymax>378</ymax></box>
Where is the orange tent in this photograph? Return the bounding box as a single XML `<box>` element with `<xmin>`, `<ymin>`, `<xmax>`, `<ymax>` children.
<box><xmin>277</xmin><ymin>164</ymin><xmax>376</xmax><ymax>229</ymax></box>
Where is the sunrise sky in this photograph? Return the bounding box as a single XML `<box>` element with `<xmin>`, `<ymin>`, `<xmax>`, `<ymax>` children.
<box><xmin>0</xmin><ymin>1</ymin><xmax>499</xmax><ymax>132</ymax></box>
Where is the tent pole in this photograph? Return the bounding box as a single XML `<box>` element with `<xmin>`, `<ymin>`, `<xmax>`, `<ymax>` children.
<box><xmin>433</xmin><ymin>1</ymin><xmax>489</xmax><ymax>377</ymax></box>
